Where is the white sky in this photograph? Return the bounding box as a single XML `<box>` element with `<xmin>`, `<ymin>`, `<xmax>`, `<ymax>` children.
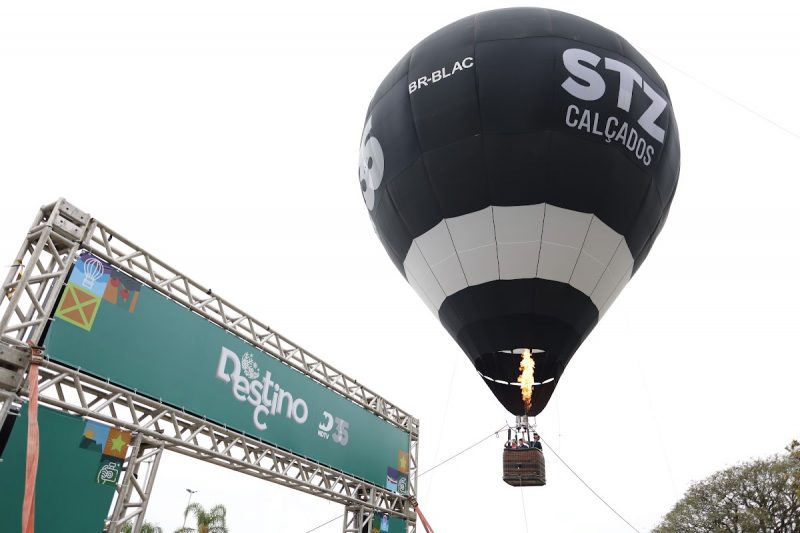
<box><xmin>1</xmin><ymin>1</ymin><xmax>799</xmax><ymax>531</ymax></box>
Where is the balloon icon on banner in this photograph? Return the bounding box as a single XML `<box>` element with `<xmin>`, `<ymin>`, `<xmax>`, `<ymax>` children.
<box><xmin>81</xmin><ymin>257</ymin><xmax>105</xmax><ymax>290</ymax></box>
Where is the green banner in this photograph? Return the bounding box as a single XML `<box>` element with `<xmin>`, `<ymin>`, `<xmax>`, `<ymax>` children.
<box><xmin>372</xmin><ymin>513</ymin><xmax>407</xmax><ymax>532</ymax></box>
<box><xmin>0</xmin><ymin>405</ymin><xmax>118</xmax><ymax>532</ymax></box>
<box><xmin>44</xmin><ymin>252</ymin><xmax>409</xmax><ymax>489</ymax></box>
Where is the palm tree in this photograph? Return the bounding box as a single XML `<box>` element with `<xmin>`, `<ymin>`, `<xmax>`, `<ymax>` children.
<box><xmin>174</xmin><ymin>502</ymin><xmax>227</xmax><ymax>533</ymax></box>
<box><xmin>121</xmin><ymin>521</ymin><xmax>163</xmax><ymax>533</ymax></box>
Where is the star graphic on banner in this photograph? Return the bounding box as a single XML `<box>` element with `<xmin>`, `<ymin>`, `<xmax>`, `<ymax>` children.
<box><xmin>399</xmin><ymin>454</ymin><xmax>408</xmax><ymax>471</ymax></box>
<box><xmin>110</xmin><ymin>434</ymin><xmax>126</xmax><ymax>453</ymax></box>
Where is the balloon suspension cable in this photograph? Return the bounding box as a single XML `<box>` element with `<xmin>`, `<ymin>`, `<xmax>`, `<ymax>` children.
<box><xmin>509</xmin><ymin>415</ymin><xmax>538</xmax><ymax>444</ymax></box>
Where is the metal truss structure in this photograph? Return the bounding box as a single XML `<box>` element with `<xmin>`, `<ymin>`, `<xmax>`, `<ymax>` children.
<box><xmin>0</xmin><ymin>199</ymin><xmax>420</xmax><ymax>532</ymax></box>
<box><xmin>107</xmin><ymin>433</ymin><xmax>165</xmax><ymax>532</ymax></box>
<box><xmin>343</xmin><ymin>506</ymin><xmax>374</xmax><ymax>533</ymax></box>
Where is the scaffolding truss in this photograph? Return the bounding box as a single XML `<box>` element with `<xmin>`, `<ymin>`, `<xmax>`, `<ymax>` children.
<box><xmin>82</xmin><ymin>217</ymin><xmax>417</xmax><ymax>435</ymax></box>
<box><xmin>34</xmin><ymin>360</ymin><xmax>411</xmax><ymax>515</ymax></box>
<box><xmin>107</xmin><ymin>433</ymin><xmax>165</xmax><ymax>532</ymax></box>
<box><xmin>343</xmin><ymin>506</ymin><xmax>374</xmax><ymax>533</ymax></box>
<box><xmin>0</xmin><ymin>199</ymin><xmax>419</xmax><ymax>532</ymax></box>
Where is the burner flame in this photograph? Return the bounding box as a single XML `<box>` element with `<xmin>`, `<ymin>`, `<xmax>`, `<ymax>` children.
<box><xmin>518</xmin><ymin>348</ymin><xmax>535</xmax><ymax>413</ymax></box>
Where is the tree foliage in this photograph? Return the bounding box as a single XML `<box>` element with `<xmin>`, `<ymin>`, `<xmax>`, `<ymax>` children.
<box><xmin>121</xmin><ymin>522</ymin><xmax>163</xmax><ymax>533</ymax></box>
<box><xmin>653</xmin><ymin>441</ymin><xmax>800</xmax><ymax>532</ymax></box>
<box><xmin>174</xmin><ymin>502</ymin><xmax>227</xmax><ymax>533</ymax></box>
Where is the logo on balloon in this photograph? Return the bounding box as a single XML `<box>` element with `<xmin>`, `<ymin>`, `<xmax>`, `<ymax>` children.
<box><xmin>358</xmin><ymin>116</ymin><xmax>385</xmax><ymax>210</ymax></box>
<box><xmin>560</xmin><ymin>48</ymin><xmax>668</xmax><ymax>143</ymax></box>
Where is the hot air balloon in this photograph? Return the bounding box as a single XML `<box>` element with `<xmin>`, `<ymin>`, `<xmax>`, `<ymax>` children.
<box><xmin>359</xmin><ymin>8</ymin><xmax>679</xmax><ymax>422</ymax></box>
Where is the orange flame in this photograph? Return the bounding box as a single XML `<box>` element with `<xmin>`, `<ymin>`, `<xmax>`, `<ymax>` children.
<box><xmin>518</xmin><ymin>349</ymin><xmax>535</xmax><ymax>413</ymax></box>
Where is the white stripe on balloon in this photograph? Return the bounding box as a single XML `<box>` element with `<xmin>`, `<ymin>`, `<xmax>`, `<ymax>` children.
<box><xmin>402</xmin><ymin>204</ymin><xmax>633</xmax><ymax>317</ymax></box>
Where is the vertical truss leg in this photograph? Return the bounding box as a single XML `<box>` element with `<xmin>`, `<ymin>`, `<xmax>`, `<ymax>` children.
<box><xmin>107</xmin><ymin>433</ymin><xmax>164</xmax><ymax>533</ymax></box>
<box><xmin>0</xmin><ymin>391</ymin><xmax>20</xmax><ymax>439</ymax></box>
<box><xmin>0</xmin><ymin>394</ymin><xmax>16</xmax><ymax>434</ymax></box>
<box><xmin>406</xmin><ymin>423</ymin><xmax>419</xmax><ymax>533</ymax></box>
<box><xmin>343</xmin><ymin>505</ymin><xmax>374</xmax><ymax>533</ymax></box>
<box><xmin>0</xmin><ymin>344</ymin><xmax>28</xmax><ymax>431</ymax></box>
<box><xmin>0</xmin><ymin>393</ymin><xmax>11</xmax><ymax>421</ymax></box>
<box><xmin>0</xmin><ymin>199</ymin><xmax>88</xmax><ymax>349</ymax></box>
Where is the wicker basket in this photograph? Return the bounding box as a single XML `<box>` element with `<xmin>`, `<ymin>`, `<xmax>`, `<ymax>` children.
<box><xmin>503</xmin><ymin>447</ymin><xmax>546</xmax><ymax>486</ymax></box>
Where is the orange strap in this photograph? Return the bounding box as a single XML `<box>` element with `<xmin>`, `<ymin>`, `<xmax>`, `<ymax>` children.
<box><xmin>22</xmin><ymin>362</ymin><xmax>39</xmax><ymax>533</ymax></box>
<box><xmin>411</xmin><ymin>499</ymin><xmax>435</xmax><ymax>533</ymax></box>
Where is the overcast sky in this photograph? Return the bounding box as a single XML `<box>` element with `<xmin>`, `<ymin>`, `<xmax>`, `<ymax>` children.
<box><xmin>1</xmin><ymin>1</ymin><xmax>799</xmax><ymax>532</ymax></box>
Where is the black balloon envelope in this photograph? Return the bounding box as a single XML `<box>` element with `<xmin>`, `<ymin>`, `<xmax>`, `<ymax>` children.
<box><xmin>358</xmin><ymin>8</ymin><xmax>679</xmax><ymax>416</ymax></box>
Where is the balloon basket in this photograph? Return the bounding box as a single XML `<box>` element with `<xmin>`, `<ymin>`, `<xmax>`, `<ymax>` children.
<box><xmin>503</xmin><ymin>447</ymin><xmax>546</xmax><ymax>487</ymax></box>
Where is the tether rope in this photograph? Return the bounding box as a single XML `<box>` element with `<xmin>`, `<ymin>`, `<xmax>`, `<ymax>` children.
<box><xmin>539</xmin><ymin>435</ymin><xmax>640</xmax><ymax>532</ymax></box>
<box><xmin>302</xmin><ymin>425</ymin><xmax>507</xmax><ymax>533</ymax></box>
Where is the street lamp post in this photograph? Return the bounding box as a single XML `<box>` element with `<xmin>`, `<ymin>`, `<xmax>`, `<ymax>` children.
<box><xmin>182</xmin><ymin>489</ymin><xmax>197</xmax><ymax>529</ymax></box>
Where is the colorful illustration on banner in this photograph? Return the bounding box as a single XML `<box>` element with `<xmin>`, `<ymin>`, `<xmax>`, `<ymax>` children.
<box><xmin>385</xmin><ymin>467</ymin><xmax>399</xmax><ymax>492</ymax></box>
<box><xmin>397</xmin><ymin>474</ymin><xmax>408</xmax><ymax>495</ymax></box>
<box><xmin>55</xmin><ymin>252</ymin><xmax>143</xmax><ymax>331</ymax></box>
<box><xmin>77</xmin><ymin>256</ymin><xmax>110</xmax><ymax>297</ymax></box>
<box><xmin>371</xmin><ymin>513</ymin><xmax>391</xmax><ymax>533</ymax></box>
<box><xmin>55</xmin><ymin>279</ymin><xmax>104</xmax><ymax>332</ymax></box>
<box><xmin>397</xmin><ymin>450</ymin><xmax>409</xmax><ymax>473</ymax></box>
<box><xmin>81</xmin><ymin>420</ymin><xmax>111</xmax><ymax>451</ymax></box>
<box><xmin>96</xmin><ymin>456</ymin><xmax>122</xmax><ymax>485</ymax></box>
<box><xmin>103</xmin><ymin>273</ymin><xmax>141</xmax><ymax>313</ymax></box>
<box><xmin>80</xmin><ymin>419</ymin><xmax>129</xmax><ymax>485</ymax></box>
<box><xmin>103</xmin><ymin>427</ymin><xmax>132</xmax><ymax>459</ymax></box>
